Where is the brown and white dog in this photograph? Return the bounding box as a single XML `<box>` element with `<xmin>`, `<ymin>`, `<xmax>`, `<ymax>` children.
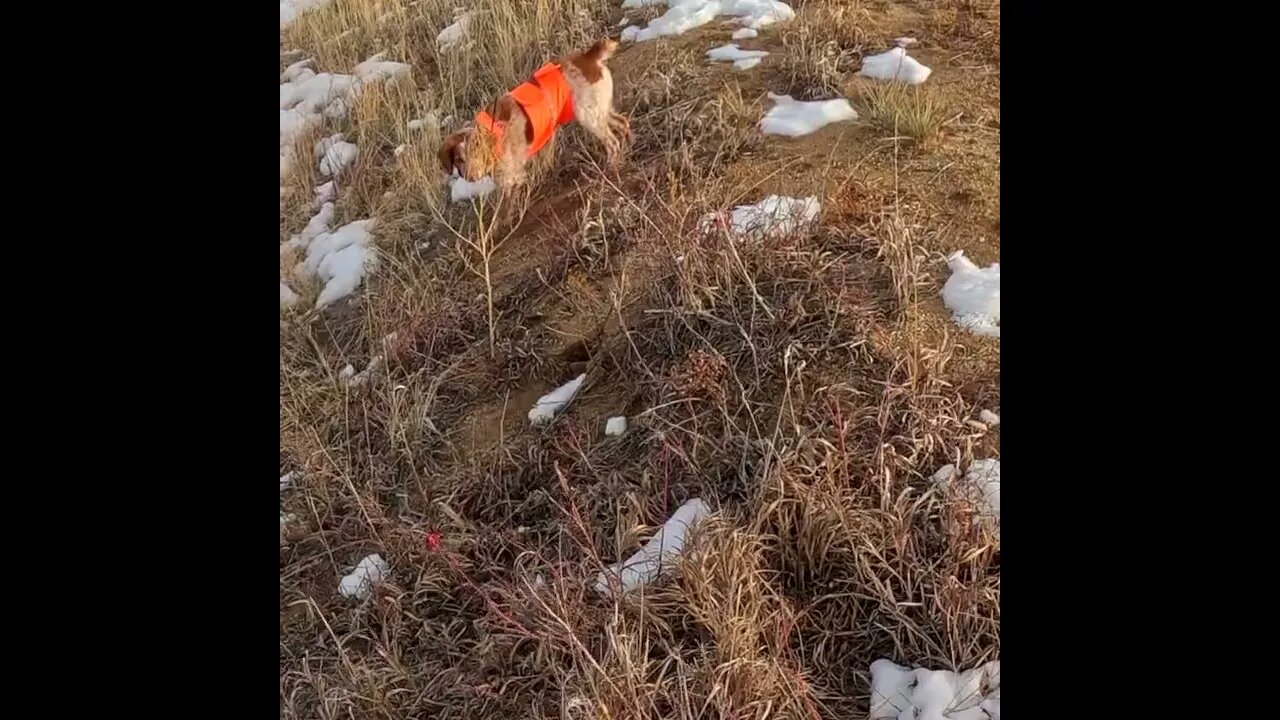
<box><xmin>438</xmin><ymin>38</ymin><xmax>631</xmax><ymax>192</ymax></box>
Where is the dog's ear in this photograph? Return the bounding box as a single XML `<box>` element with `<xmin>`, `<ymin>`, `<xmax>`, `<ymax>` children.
<box><xmin>438</xmin><ymin>131</ymin><xmax>468</xmax><ymax>175</ymax></box>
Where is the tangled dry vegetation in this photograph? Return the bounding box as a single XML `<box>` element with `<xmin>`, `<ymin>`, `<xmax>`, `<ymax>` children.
<box><xmin>281</xmin><ymin>1</ymin><xmax>1000</xmax><ymax>718</ymax></box>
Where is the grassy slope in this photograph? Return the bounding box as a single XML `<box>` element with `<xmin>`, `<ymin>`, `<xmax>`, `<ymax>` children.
<box><xmin>280</xmin><ymin>1</ymin><xmax>1000</xmax><ymax>718</ymax></box>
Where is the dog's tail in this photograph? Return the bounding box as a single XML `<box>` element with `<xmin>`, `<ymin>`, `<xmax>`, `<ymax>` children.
<box><xmin>582</xmin><ymin>38</ymin><xmax>619</xmax><ymax>64</ymax></box>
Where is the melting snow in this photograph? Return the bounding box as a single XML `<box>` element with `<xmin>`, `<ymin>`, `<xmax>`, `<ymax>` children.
<box><xmin>620</xmin><ymin>0</ymin><xmax>795</xmax><ymax>43</ymax></box>
<box><xmin>287</xmin><ymin>202</ymin><xmax>336</xmax><ymax>251</ymax></box>
<box><xmin>870</xmin><ymin>659</ymin><xmax>1001</xmax><ymax>720</ymax></box>
<box><xmin>605</xmin><ymin>416</ymin><xmax>628</xmax><ymax>436</ymax></box>
<box><xmin>529</xmin><ymin>374</ymin><xmax>586</xmax><ymax>424</ymax></box>
<box><xmin>352</xmin><ymin>52</ymin><xmax>412</xmax><ymax>84</ymax></box>
<box><xmin>706</xmin><ymin>43</ymin><xmax>769</xmax><ymax>70</ymax></box>
<box><xmin>316</xmin><ymin>133</ymin><xmax>358</xmax><ymax>177</ymax></box>
<box><xmin>979</xmin><ymin>409</ymin><xmax>1000</xmax><ymax>427</ymax></box>
<box><xmin>858</xmin><ymin>46</ymin><xmax>932</xmax><ymax>85</ymax></box>
<box><xmin>759</xmin><ymin>92</ymin><xmax>858</xmax><ymax>137</ymax></box>
<box><xmin>303</xmin><ymin>218</ymin><xmax>378</xmax><ymax>308</ymax></box>
<box><xmin>450</xmin><ymin>175</ymin><xmax>497</xmax><ymax>203</ymax></box>
<box><xmin>280</xmin><ymin>0</ymin><xmax>331</xmax><ymax>28</ymax></box>
<box><xmin>931</xmin><ymin>459</ymin><xmax>1000</xmax><ymax>540</ymax></box>
<box><xmin>280</xmin><ymin>282</ymin><xmax>299</xmax><ymax>309</ymax></box>
<box><xmin>701</xmin><ymin>195</ymin><xmax>820</xmax><ymax>241</ymax></box>
<box><xmin>596</xmin><ymin>498</ymin><xmax>710</xmax><ymax>597</ymax></box>
<box><xmin>338</xmin><ymin>554</ymin><xmax>390</xmax><ymax>600</ymax></box>
<box><xmin>941</xmin><ymin>250</ymin><xmax>1000</xmax><ymax>337</ymax></box>
<box><xmin>437</xmin><ymin>12</ymin><xmax>472</xmax><ymax>50</ymax></box>
<box><xmin>313</xmin><ymin>180</ymin><xmax>336</xmax><ymax>208</ymax></box>
<box><xmin>732</xmin><ymin>27</ymin><xmax>759</xmax><ymax>39</ymax></box>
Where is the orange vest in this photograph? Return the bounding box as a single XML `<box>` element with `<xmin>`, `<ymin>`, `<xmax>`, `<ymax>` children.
<box><xmin>475</xmin><ymin>63</ymin><xmax>576</xmax><ymax>158</ymax></box>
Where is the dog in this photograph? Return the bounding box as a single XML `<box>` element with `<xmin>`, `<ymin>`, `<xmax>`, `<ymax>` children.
<box><xmin>438</xmin><ymin>38</ymin><xmax>631</xmax><ymax>192</ymax></box>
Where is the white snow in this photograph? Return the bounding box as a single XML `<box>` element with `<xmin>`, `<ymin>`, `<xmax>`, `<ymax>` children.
<box><xmin>281</xmin><ymin>58</ymin><xmax>315</xmax><ymax>83</ymax></box>
<box><xmin>281</xmin><ymin>282</ymin><xmax>300</xmax><ymax>309</ymax></box>
<box><xmin>701</xmin><ymin>195</ymin><xmax>821</xmax><ymax>241</ymax></box>
<box><xmin>759</xmin><ymin>92</ymin><xmax>858</xmax><ymax>137</ymax></box>
<box><xmin>870</xmin><ymin>659</ymin><xmax>1001</xmax><ymax>720</ymax></box>
<box><xmin>437</xmin><ymin>12</ymin><xmax>472</xmax><ymax>50</ymax></box>
<box><xmin>858</xmin><ymin>46</ymin><xmax>932</xmax><ymax>85</ymax></box>
<box><xmin>706</xmin><ymin>43</ymin><xmax>769</xmax><ymax>70</ymax></box>
<box><xmin>281</xmin><ymin>0</ymin><xmax>331</xmax><ymax>28</ymax></box>
<box><xmin>338</xmin><ymin>554</ymin><xmax>390</xmax><ymax>600</ymax></box>
<box><xmin>304</xmin><ymin>218</ymin><xmax>378</xmax><ymax>308</ymax></box>
<box><xmin>394</xmin><ymin>144</ymin><xmax>407</xmax><ymax>157</ymax></box>
<box><xmin>931</xmin><ymin>459</ymin><xmax>1000</xmax><ymax>539</ymax></box>
<box><xmin>287</xmin><ymin>201</ymin><xmax>336</xmax><ymax>251</ymax></box>
<box><xmin>529</xmin><ymin>374</ymin><xmax>586</xmax><ymax>424</ymax></box>
<box><xmin>316</xmin><ymin>133</ymin><xmax>359</xmax><ymax>177</ymax></box>
<box><xmin>894</xmin><ymin>36</ymin><xmax>919</xmax><ymax>48</ymax></box>
<box><xmin>450</xmin><ymin>175</ymin><xmax>497</xmax><ymax>203</ymax></box>
<box><xmin>941</xmin><ymin>250</ymin><xmax>1000</xmax><ymax>337</ymax></box>
<box><xmin>978</xmin><ymin>409</ymin><xmax>1000</xmax><ymax>427</ymax></box>
<box><xmin>313</xmin><ymin>180</ymin><xmax>336</xmax><ymax>208</ymax></box>
<box><xmin>595</xmin><ymin>498</ymin><xmax>710</xmax><ymax>597</ymax></box>
<box><xmin>605</xmin><ymin>416</ymin><xmax>628</xmax><ymax>436</ymax></box>
<box><xmin>352</xmin><ymin>52</ymin><xmax>412</xmax><ymax>84</ymax></box>
<box><xmin>620</xmin><ymin>0</ymin><xmax>795</xmax><ymax>43</ymax></box>
<box><xmin>732</xmin><ymin>27</ymin><xmax>759</xmax><ymax>39</ymax></box>
<box><xmin>280</xmin><ymin>471</ymin><xmax>298</xmax><ymax>491</ymax></box>
<box><xmin>342</xmin><ymin>356</ymin><xmax>383</xmax><ymax>388</ymax></box>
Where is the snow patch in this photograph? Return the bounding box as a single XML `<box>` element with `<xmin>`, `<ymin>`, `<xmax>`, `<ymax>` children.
<box><xmin>621</xmin><ymin>0</ymin><xmax>795</xmax><ymax>43</ymax></box>
<box><xmin>701</xmin><ymin>195</ymin><xmax>820</xmax><ymax>241</ymax></box>
<box><xmin>281</xmin><ymin>0</ymin><xmax>331</xmax><ymax>29</ymax></box>
<box><xmin>529</xmin><ymin>374</ymin><xmax>586</xmax><ymax>424</ymax></box>
<box><xmin>732</xmin><ymin>27</ymin><xmax>759</xmax><ymax>39</ymax></box>
<box><xmin>595</xmin><ymin>498</ymin><xmax>710</xmax><ymax>597</ymax></box>
<box><xmin>315</xmin><ymin>133</ymin><xmax>358</xmax><ymax>177</ymax></box>
<box><xmin>341</xmin><ymin>356</ymin><xmax>383</xmax><ymax>388</ymax></box>
<box><xmin>353</xmin><ymin>52</ymin><xmax>412</xmax><ymax>84</ymax></box>
<box><xmin>303</xmin><ymin>218</ymin><xmax>378</xmax><ymax>309</ymax></box>
<box><xmin>978</xmin><ymin>409</ymin><xmax>1000</xmax><ymax>427</ymax></box>
<box><xmin>338</xmin><ymin>554</ymin><xmax>390</xmax><ymax>600</ymax></box>
<box><xmin>707</xmin><ymin>43</ymin><xmax>768</xmax><ymax>70</ymax></box>
<box><xmin>450</xmin><ymin>175</ymin><xmax>497</xmax><ymax>203</ymax></box>
<box><xmin>858</xmin><ymin>46</ymin><xmax>932</xmax><ymax>85</ymax></box>
<box><xmin>437</xmin><ymin>12</ymin><xmax>472</xmax><ymax>50</ymax></box>
<box><xmin>281</xmin><ymin>282</ymin><xmax>300</xmax><ymax>309</ymax></box>
<box><xmin>931</xmin><ymin>459</ymin><xmax>1000</xmax><ymax>540</ymax></box>
<box><xmin>941</xmin><ymin>250</ymin><xmax>1000</xmax><ymax>337</ymax></box>
<box><xmin>870</xmin><ymin>659</ymin><xmax>1001</xmax><ymax>720</ymax></box>
<box><xmin>605</xmin><ymin>416</ymin><xmax>628</xmax><ymax>436</ymax></box>
<box><xmin>280</xmin><ymin>471</ymin><xmax>298</xmax><ymax>492</ymax></box>
<box><xmin>313</xmin><ymin>180</ymin><xmax>336</xmax><ymax>208</ymax></box>
<box><xmin>759</xmin><ymin>92</ymin><xmax>858</xmax><ymax>137</ymax></box>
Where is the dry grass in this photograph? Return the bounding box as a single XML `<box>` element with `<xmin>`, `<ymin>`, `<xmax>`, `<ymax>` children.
<box><xmin>856</xmin><ymin>81</ymin><xmax>950</xmax><ymax>147</ymax></box>
<box><xmin>281</xmin><ymin>1</ymin><xmax>1000</xmax><ymax>719</ymax></box>
<box><xmin>778</xmin><ymin>1</ymin><xmax>869</xmax><ymax>99</ymax></box>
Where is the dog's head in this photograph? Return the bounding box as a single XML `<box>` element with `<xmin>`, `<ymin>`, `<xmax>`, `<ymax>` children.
<box><xmin>437</xmin><ymin>129</ymin><xmax>473</xmax><ymax>180</ymax></box>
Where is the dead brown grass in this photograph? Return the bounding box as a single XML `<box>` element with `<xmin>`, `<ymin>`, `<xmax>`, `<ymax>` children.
<box><xmin>281</xmin><ymin>2</ymin><xmax>1000</xmax><ymax>719</ymax></box>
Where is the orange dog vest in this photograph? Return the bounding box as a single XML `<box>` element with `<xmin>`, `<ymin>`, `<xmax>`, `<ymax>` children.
<box><xmin>475</xmin><ymin>63</ymin><xmax>576</xmax><ymax>158</ymax></box>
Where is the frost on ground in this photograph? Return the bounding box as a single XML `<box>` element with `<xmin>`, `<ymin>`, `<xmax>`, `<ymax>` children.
<box><xmin>338</xmin><ymin>554</ymin><xmax>390</xmax><ymax>600</ymax></box>
<box><xmin>870</xmin><ymin>659</ymin><xmax>1001</xmax><ymax>720</ymax></box>
<box><xmin>315</xmin><ymin>133</ymin><xmax>359</xmax><ymax>177</ymax></box>
<box><xmin>595</xmin><ymin>498</ymin><xmax>710</xmax><ymax>597</ymax></box>
<box><xmin>304</xmin><ymin>218</ymin><xmax>379</xmax><ymax>309</ymax></box>
<box><xmin>529</xmin><ymin>374</ymin><xmax>586</xmax><ymax>424</ymax></box>
<box><xmin>931</xmin><ymin>459</ymin><xmax>1000</xmax><ymax>540</ymax></box>
<box><xmin>858</xmin><ymin>46</ymin><xmax>933</xmax><ymax>85</ymax></box>
<box><xmin>450</xmin><ymin>174</ymin><xmax>497</xmax><ymax>203</ymax></box>
<box><xmin>621</xmin><ymin>0</ymin><xmax>795</xmax><ymax>43</ymax></box>
<box><xmin>759</xmin><ymin>92</ymin><xmax>858</xmax><ymax>137</ymax></box>
<box><xmin>437</xmin><ymin>11</ymin><xmax>472</xmax><ymax>50</ymax></box>
<box><xmin>605</xmin><ymin>416</ymin><xmax>628</xmax><ymax>436</ymax></box>
<box><xmin>701</xmin><ymin>195</ymin><xmax>820</xmax><ymax>241</ymax></box>
<box><xmin>706</xmin><ymin>43</ymin><xmax>769</xmax><ymax>70</ymax></box>
<box><xmin>941</xmin><ymin>250</ymin><xmax>1000</xmax><ymax>337</ymax></box>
